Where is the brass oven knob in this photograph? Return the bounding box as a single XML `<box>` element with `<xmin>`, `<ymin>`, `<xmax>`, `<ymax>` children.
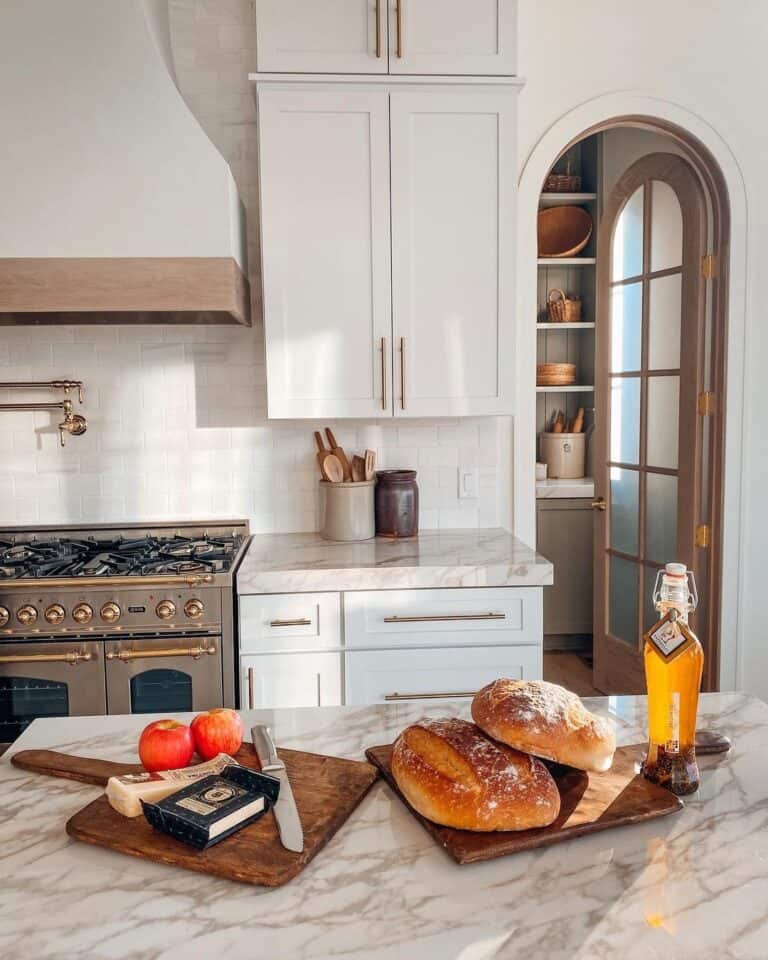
<box><xmin>72</xmin><ymin>603</ymin><xmax>94</xmax><ymax>625</ymax></box>
<box><xmin>17</xmin><ymin>605</ymin><xmax>38</xmax><ymax>626</ymax></box>
<box><xmin>44</xmin><ymin>604</ymin><xmax>66</xmax><ymax>625</ymax></box>
<box><xmin>0</xmin><ymin>606</ymin><xmax>9</xmax><ymax>627</ymax></box>
<box><xmin>156</xmin><ymin>600</ymin><xmax>176</xmax><ymax>621</ymax></box>
<box><xmin>184</xmin><ymin>599</ymin><xmax>204</xmax><ymax>620</ymax></box>
<box><xmin>100</xmin><ymin>601</ymin><xmax>121</xmax><ymax>624</ymax></box>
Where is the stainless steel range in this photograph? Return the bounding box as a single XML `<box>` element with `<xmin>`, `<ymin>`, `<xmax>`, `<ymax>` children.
<box><xmin>0</xmin><ymin>520</ymin><xmax>251</xmax><ymax>743</ymax></box>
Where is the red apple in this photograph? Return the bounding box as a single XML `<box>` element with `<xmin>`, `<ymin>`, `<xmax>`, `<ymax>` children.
<box><xmin>191</xmin><ymin>708</ymin><xmax>244</xmax><ymax>760</ymax></box>
<box><xmin>138</xmin><ymin>719</ymin><xmax>195</xmax><ymax>772</ymax></box>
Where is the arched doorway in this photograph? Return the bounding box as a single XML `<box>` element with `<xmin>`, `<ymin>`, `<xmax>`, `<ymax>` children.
<box><xmin>517</xmin><ymin>105</ymin><xmax>739</xmax><ymax>693</ymax></box>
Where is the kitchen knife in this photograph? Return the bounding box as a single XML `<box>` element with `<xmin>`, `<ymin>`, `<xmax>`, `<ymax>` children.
<box><xmin>251</xmin><ymin>725</ymin><xmax>304</xmax><ymax>853</ymax></box>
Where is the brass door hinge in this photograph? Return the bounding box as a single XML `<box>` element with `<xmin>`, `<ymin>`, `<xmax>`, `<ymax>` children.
<box><xmin>697</xmin><ymin>391</ymin><xmax>715</xmax><ymax>416</ymax></box>
<box><xmin>701</xmin><ymin>254</ymin><xmax>717</xmax><ymax>279</ymax></box>
<box><xmin>695</xmin><ymin>524</ymin><xmax>711</xmax><ymax>549</ymax></box>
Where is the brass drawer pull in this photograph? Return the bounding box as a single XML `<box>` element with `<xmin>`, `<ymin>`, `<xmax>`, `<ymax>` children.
<box><xmin>106</xmin><ymin>644</ymin><xmax>217</xmax><ymax>662</ymax></box>
<box><xmin>381</xmin><ymin>336</ymin><xmax>387</xmax><ymax>411</ymax></box>
<box><xmin>248</xmin><ymin>666</ymin><xmax>256</xmax><ymax>710</ymax></box>
<box><xmin>385</xmin><ymin>691</ymin><xmax>476</xmax><ymax>701</ymax></box>
<box><xmin>269</xmin><ymin>618</ymin><xmax>312</xmax><ymax>628</ymax></box>
<box><xmin>0</xmin><ymin>650</ymin><xmax>93</xmax><ymax>666</ymax></box>
<box><xmin>396</xmin><ymin>0</ymin><xmax>403</xmax><ymax>57</ymax></box>
<box><xmin>0</xmin><ymin>573</ymin><xmax>214</xmax><ymax>590</ymax></box>
<box><xmin>400</xmin><ymin>337</ymin><xmax>406</xmax><ymax>409</ymax></box>
<box><xmin>375</xmin><ymin>0</ymin><xmax>382</xmax><ymax>57</ymax></box>
<box><xmin>383</xmin><ymin>613</ymin><xmax>506</xmax><ymax>623</ymax></box>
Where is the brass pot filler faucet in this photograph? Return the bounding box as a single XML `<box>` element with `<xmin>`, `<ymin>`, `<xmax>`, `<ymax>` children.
<box><xmin>0</xmin><ymin>380</ymin><xmax>88</xmax><ymax>446</ymax></box>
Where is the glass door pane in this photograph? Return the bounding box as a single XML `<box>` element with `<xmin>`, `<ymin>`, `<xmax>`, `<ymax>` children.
<box><xmin>0</xmin><ymin>676</ymin><xmax>69</xmax><ymax>742</ymax></box>
<box><xmin>130</xmin><ymin>669</ymin><xmax>194</xmax><ymax>714</ymax></box>
<box><xmin>609</xmin><ymin>556</ymin><xmax>639</xmax><ymax>645</ymax></box>
<box><xmin>612</xmin><ymin>186</ymin><xmax>644</xmax><ymax>281</ymax></box>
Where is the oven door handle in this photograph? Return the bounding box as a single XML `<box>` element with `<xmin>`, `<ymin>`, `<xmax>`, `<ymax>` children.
<box><xmin>0</xmin><ymin>650</ymin><xmax>94</xmax><ymax>666</ymax></box>
<box><xmin>106</xmin><ymin>644</ymin><xmax>217</xmax><ymax>662</ymax></box>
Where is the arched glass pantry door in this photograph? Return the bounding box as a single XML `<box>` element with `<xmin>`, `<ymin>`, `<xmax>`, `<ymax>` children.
<box><xmin>593</xmin><ymin>153</ymin><xmax>708</xmax><ymax>693</ymax></box>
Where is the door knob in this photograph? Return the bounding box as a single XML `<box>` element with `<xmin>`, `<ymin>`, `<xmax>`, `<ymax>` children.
<box><xmin>591</xmin><ymin>498</ymin><xmax>607</xmax><ymax>511</ymax></box>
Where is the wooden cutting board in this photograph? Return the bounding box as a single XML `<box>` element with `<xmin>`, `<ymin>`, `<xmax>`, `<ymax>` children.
<box><xmin>12</xmin><ymin>745</ymin><xmax>378</xmax><ymax>887</ymax></box>
<box><xmin>365</xmin><ymin>743</ymin><xmax>682</xmax><ymax>864</ymax></box>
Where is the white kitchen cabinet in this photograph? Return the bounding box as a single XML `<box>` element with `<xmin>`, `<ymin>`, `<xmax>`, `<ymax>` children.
<box><xmin>389</xmin><ymin>88</ymin><xmax>516</xmax><ymax>416</ymax></box>
<box><xmin>241</xmin><ymin>652</ymin><xmax>343</xmax><ymax>709</ymax></box>
<box><xmin>239</xmin><ymin>593</ymin><xmax>341</xmax><ymax>654</ymax></box>
<box><xmin>254</xmin><ymin>0</ymin><xmax>518</xmax><ymax>77</ymax></box>
<box><xmin>344</xmin><ymin>644</ymin><xmax>540</xmax><ymax>705</ymax></box>
<box><xmin>255</xmin><ymin>0</ymin><xmax>388</xmax><ymax>74</ymax></box>
<box><xmin>256</xmin><ymin>82</ymin><xmax>518</xmax><ymax>419</ymax></box>
<box><xmin>344</xmin><ymin>587</ymin><xmax>541</xmax><ymax>648</ymax></box>
<box><xmin>258</xmin><ymin>87</ymin><xmax>392</xmax><ymax>419</ymax></box>
<box><xmin>389</xmin><ymin>0</ymin><xmax>518</xmax><ymax>76</ymax></box>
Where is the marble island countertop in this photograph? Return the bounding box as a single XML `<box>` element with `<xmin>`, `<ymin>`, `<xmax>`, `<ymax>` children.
<box><xmin>236</xmin><ymin>528</ymin><xmax>554</xmax><ymax>594</ymax></box>
<box><xmin>1</xmin><ymin>693</ymin><xmax>767</xmax><ymax>959</ymax></box>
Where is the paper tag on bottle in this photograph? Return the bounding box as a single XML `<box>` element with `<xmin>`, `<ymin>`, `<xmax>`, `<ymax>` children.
<box><xmin>649</xmin><ymin>618</ymin><xmax>688</xmax><ymax>659</ymax></box>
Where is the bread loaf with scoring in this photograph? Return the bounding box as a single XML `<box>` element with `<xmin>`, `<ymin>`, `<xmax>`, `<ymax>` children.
<box><xmin>390</xmin><ymin>717</ymin><xmax>561</xmax><ymax>832</ymax></box>
<box><xmin>472</xmin><ymin>679</ymin><xmax>616</xmax><ymax>773</ymax></box>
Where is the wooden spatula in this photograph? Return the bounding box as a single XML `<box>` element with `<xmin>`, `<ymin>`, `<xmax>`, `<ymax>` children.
<box><xmin>314</xmin><ymin>431</ymin><xmax>330</xmax><ymax>475</ymax></box>
<box><xmin>351</xmin><ymin>455</ymin><xmax>366</xmax><ymax>482</ymax></box>
<box><xmin>364</xmin><ymin>449</ymin><xmax>376</xmax><ymax>481</ymax></box>
<box><xmin>325</xmin><ymin>428</ymin><xmax>352</xmax><ymax>481</ymax></box>
<box><xmin>322</xmin><ymin>454</ymin><xmax>344</xmax><ymax>483</ymax></box>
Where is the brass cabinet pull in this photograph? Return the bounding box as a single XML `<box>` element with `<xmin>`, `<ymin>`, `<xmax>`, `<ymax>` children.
<box><xmin>381</xmin><ymin>336</ymin><xmax>387</xmax><ymax>411</ymax></box>
<box><xmin>269</xmin><ymin>618</ymin><xmax>312</xmax><ymax>628</ymax></box>
<box><xmin>0</xmin><ymin>650</ymin><xmax>93</xmax><ymax>666</ymax></box>
<box><xmin>106</xmin><ymin>644</ymin><xmax>217</xmax><ymax>662</ymax></box>
<box><xmin>399</xmin><ymin>337</ymin><xmax>406</xmax><ymax>409</ymax></box>
<box><xmin>395</xmin><ymin>0</ymin><xmax>403</xmax><ymax>57</ymax></box>
<box><xmin>385</xmin><ymin>691</ymin><xmax>476</xmax><ymax>701</ymax></box>
<box><xmin>383</xmin><ymin>613</ymin><xmax>506</xmax><ymax>623</ymax></box>
<box><xmin>591</xmin><ymin>498</ymin><xmax>607</xmax><ymax>511</ymax></box>
<box><xmin>248</xmin><ymin>667</ymin><xmax>255</xmax><ymax>710</ymax></box>
<box><xmin>375</xmin><ymin>0</ymin><xmax>382</xmax><ymax>57</ymax></box>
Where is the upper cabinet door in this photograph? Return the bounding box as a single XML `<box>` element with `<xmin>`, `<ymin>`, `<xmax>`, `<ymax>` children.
<box><xmin>388</xmin><ymin>0</ymin><xmax>518</xmax><ymax>75</ymax></box>
<box><xmin>389</xmin><ymin>88</ymin><xmax>517</xmax><ymax>417</ymax></box>
<box><xmin>255</xmin><ymin>0</ymin><xmax>388</xmax><ymax>74</ymax></box>
<box><xmin>258</xmin><ymin>87</ymin><xmax>392</xmax><ymax>419</ymax></box>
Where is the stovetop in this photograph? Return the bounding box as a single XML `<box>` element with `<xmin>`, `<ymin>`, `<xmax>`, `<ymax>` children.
<box><xmin>0</xmin><ymin>521</ymin><xmax>250</xmax><ymax>584</ymax></box>
<box><xmin>0</xmin><ymin>534</ymin><xmax>244</xmax><ymax>581</ymax></box>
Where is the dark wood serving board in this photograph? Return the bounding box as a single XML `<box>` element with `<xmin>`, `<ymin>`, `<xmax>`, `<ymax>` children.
<box><xmin>365</xmin><ymin>742</ymin><xmax>683</xmax><ymax>864</ymax></box>
<box><xmin>12</xmin><ymin>745</ymin><xmax>378</xmax><ymax>887</ymax></box>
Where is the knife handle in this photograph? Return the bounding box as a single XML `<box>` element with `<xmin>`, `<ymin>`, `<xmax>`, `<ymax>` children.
<box><xmin>251</xmin><ymin>724</ymin><xmax>280</xmax><ymax>768</ymax></box>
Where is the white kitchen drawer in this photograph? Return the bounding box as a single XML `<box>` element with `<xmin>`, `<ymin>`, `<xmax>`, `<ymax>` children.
<box><xmin>239</xmin><ymin>593</ymin><xmax>341</xmax><ymax>653</ymax></box>
<box><xmin>344</xmin><ymin>644</ymin><xmax>541</xmax><ymax>705</ymax></box>
<box><xmin>343</xmin><ymin>588</ymin><xmax>541</xmax><ymax>649</ymax></box>
<box><xmin>241</xmin><ymin>652</ymin><xmax>343</xmax><ymax>709</ymax></box>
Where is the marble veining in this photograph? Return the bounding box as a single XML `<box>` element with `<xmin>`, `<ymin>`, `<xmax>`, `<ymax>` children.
<box><xmin>535</xmin><ymin>478</ymin><xmax>596</xmax><ymax>499</ymax></box>
<box><xmin>0</xmin><ymin>693</ymin><xmax>766</xmax><ymax>959</ymax></box>
<box><xmin>236</xmin><ymin>529</ymin><xmax>554</xmax><ymax>594</ymax></box>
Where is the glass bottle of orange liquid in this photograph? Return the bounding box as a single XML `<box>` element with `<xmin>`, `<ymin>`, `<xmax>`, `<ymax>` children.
<box><xmin>642</xmin><ymin>563</ymin><xmax>703</xmax><ymax>795</ymax></box>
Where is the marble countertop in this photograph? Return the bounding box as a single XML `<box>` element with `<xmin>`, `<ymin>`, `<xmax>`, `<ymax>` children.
<box><xmin>236</xmin><ymin>528</ymin><xmax>553</xmax><ymax>594</ymax></box>
<box><xmin>1</xmin><ymin>693</ymin><xmax>766</xmax><ymax>959</ymax></box>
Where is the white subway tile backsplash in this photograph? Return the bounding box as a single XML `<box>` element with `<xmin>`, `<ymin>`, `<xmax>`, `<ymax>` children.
<box><xmin>0</xmin><ymin>5</ymin><xmax>506</xmax><ymax>535</ymax></box>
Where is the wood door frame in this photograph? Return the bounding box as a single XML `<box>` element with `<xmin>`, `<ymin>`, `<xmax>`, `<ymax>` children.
<box><xmin>593</xmin><ymin>153</ymin><xmax>709</xmax><ymax>693</ymax></box>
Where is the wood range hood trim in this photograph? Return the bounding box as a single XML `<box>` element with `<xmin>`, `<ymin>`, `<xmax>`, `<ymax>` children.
<box><xmin>0</xmin><ymin>257</ymin><xmax>251</xmax><ymax>326</ymax></box>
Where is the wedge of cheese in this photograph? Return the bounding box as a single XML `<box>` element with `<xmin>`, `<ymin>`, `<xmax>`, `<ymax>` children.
<box><xmin>106</xmin><ymin>753</ymin><xmax>237</xmax><ymax>817</ymax></box>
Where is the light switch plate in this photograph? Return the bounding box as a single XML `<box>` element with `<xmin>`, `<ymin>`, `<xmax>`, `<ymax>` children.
<box><xmin>457</xmin><ymin>468</ymin><xmax>479</xmax><ymax>500</ymax></box>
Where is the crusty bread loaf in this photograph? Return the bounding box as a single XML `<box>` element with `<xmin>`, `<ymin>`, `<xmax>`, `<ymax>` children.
<box><xmin>472</xmin><ymin>679</ymin><xmax>616</xmax><ymax>773</ymax></box>
<box><xmin>390</xmin><ymin>717</ymin><xmax>560</xmax><ymax>832</ymax></box>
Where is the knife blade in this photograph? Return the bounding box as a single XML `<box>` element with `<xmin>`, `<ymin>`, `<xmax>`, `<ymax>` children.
<box><xmin>251</xmin><ymin>724</ymin><xmax>304</xmax><ymax>853</ymax></box>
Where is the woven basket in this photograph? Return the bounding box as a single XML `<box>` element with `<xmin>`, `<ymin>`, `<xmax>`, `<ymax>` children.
<box><xmin>546</xmin><ymin>289</ymin><xmax>583</xmax><ymax>324</ymax></box>
<box><xmin>537</xmin><ymin>206</ymin><xmax>593</xmax><ymax>259</ymax></box>
<box><xmin>537</xmin><ymin>362</ymin><xmax>576</xmax><ymax>387</ymax></box>
<box><xmin>543</xmin><ymin>172</ymin><xmax>582</xmax><ymax>193</ymax></box>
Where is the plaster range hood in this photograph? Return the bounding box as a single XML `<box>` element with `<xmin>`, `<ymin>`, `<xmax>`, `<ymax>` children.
<box><xmin>0</xmin><ymin>0</ymin><xmax>249</xmax><ymax>325</ymax></box>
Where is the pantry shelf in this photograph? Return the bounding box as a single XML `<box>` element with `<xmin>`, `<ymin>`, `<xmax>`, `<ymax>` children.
<box><xmin>536</xmin><ymin>322</ymin><xmax>595</xmax><ymax>330</ymax></box>
<box><xmin>538</xmin><ymin>258</ymin><xmax>597</xmax><ymax>266</ymax></box>
<box><xmin>536</xmin><ymin>385</ymin><xmax>595</xmax><ymax>393</ymax></box>
<box><xmin>538</xmin><ymin>192</ymin><xmax>598</xmax><ymax>206</ymax></box>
